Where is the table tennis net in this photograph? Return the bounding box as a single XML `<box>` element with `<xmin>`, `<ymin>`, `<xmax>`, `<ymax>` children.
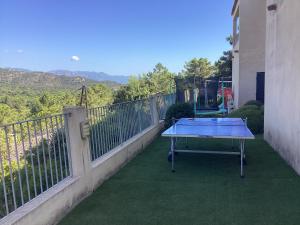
<box><xmin>175</xmin><ymin>119</ymin><xmax>246</xmax><ymax>127</ymax></box>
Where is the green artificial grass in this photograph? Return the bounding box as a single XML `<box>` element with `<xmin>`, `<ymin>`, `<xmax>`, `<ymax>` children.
<box><xmin>59</xmin><ymin>135</ymin><xmax>300</xmax><ymax>225</ymax></box>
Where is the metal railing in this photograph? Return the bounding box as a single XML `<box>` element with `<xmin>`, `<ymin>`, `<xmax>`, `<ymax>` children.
<box><xmin>157</xmin><ymin>93</ymin><xmax>176</xmax><ymax>120</ymax></box>
<box><xmin>88</xmin><ymin>98</ymin><xmax>155</xmax><ymax>161</ymax></box>
<box><xmin>0</xmin><ymin>93</ymin><xmax>175</xmax><ymax>218</ymax></box>
<box><xmin>0</xmin><ymin>114</ymin><xmax>71</xmax><ymax>219</ymax></box>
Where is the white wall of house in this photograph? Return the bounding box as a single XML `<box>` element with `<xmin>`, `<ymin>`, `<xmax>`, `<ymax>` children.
<box><xmin>232</xmin><ymin>0</ymin><xmax>266</xmax><ymax>107</ymax></box>
<box><xmin>232</xmin><ymin>46</ymin><xmax>240</xmax><ymax>108</ymax></box>
<box><xmin>232</xmin><ymin>0</ymin><xmax>240</xmax><ymax>108</ymax></box>
<box><xmin>264</xmin><ymin>0</ymin><xmax>300</xmax><ymax>174</ymax></box>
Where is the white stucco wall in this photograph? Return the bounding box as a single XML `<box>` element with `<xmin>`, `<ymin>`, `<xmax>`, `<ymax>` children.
<box><xmin>264</xmin><ymin>0</ymin><xmax>300</xmax><ymax>174</ymax></box>
<box><xmin>232</xmin><ymin>0</ymin><xmax>266</xmax><ymax>107</ymax></box>
<box><xmin>232</xmin><ymin>43</ymin><xmax>240</xmax><ymax>109</ymax></box>
<box><xmin>232</xmin><ymin>0</ymin><xmax>240</xmax><ymax>108</ymax></box>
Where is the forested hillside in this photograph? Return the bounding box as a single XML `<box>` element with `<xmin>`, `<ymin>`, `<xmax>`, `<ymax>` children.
<box><xmin>0</xmin><ymin>68</ymin><xmax>120</xmax><ymax>125</ymax></box>
<box><xmin>49</xmin><ymin>70</ymin><xmax>129</xmax><ymax>84</ymax></box>
<box><xmin>0</xmin><ymin>64</ymin><xmax>175</xmax><ymax>125</ymax></box>
<box><xmin>0</xmin><ymin>68</ymin><xmax>120</xmax><ymax>90</ymax></box>
<box><xmin>0</xmin><ymin>85</ymin><xmax>114</xmax><ymax>125</ymax></box>
<box><xmin>0</xmin><ymin>43</ymin><xmax>232</xmax><ymax>126</ymax></box>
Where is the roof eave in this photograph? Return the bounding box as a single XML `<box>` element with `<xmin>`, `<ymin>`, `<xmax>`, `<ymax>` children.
<box><xmin>231</xmin><ymin>0</ymin><xmax>239</xmax><ymax>16</ymax></box>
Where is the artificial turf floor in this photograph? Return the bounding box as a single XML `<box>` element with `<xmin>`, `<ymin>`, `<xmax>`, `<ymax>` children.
<box><xmin>59</xmin><ymin>135</ymin><xmax>300</xmax><ymax>225</ymax></box>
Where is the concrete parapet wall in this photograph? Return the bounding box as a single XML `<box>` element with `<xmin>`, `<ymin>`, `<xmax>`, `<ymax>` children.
<box><xmin>1</xmin><ymin>106</ymin><xmax>164</xmax><ymax>225</ymax></box>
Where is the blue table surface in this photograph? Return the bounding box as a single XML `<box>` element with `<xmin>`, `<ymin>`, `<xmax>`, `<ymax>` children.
<box><xmin>162</xmin><ymin>118</ymin><xmax>255</xmax><ymax>139</ymax></box>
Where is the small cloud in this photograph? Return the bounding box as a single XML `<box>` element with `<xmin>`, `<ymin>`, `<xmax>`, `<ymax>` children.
<box><xmin>71</xmin><ymin>55</ymin><xmax>80</xmax><ymax>61</ymax></box>
<box><xmin>3</xmin><ymin>49</ymin><xmax>9</xmax><ymax>53</ymax></box>
<box><xmin>17</xmin><ymin>49</ymin><xmax>24</xmax><ymax>53</ymax></box>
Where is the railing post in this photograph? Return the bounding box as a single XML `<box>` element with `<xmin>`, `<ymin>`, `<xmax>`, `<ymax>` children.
<box><xmin>117</xmin><ymin>105</ymin><xmax>123</xmax><ymax>144</ymax></box>
<box><xmin>63</xmin><ymin>106</ymin><xmax>91</xmax><ymax>178</ymax></box>
<box><xmin>138</xmin><ymin>101</ymin><xmax>142</xmax><ymax>132</ymax></box>
<box><xmin>150</xmin><ymin>95</ymin><xmax>159</xmax><ymax>125</ymax></box>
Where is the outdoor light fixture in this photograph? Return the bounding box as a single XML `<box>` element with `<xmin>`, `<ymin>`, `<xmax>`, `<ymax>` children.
<box><xmin>267</xmin><ymin>4</ymin><xmax>277</xmax><ymax>11</ymax></box>
<box><xmin>80</xmin><ymin>120</ymin><xmax>90</xmax><ymax>139</ymax></box>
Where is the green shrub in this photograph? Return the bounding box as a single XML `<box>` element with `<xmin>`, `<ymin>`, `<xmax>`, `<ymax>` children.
<box><xmin>244</xmin><ymin>100</ymin><xmax>263</xmax><ymax>107</ymax></box>
<box><xmin>228</xmin><ymin>105</ymin><xmax>264</xmax><ymax>134</ymax></box>
<box><xmin>165</xmin><ymin>103</ymin><xmax>194</xmax><ymax>128</ymax></box>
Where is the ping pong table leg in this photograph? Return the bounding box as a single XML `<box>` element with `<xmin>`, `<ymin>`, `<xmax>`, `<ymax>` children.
<box><xmin>240</xmin><ymin>139</ymin><xmax>245</xmax><ymax>178</ymax></box>
<box><xmin>171</xmin><ymin>137</ymin><xmax>175</xmax><ymax>172</ymax></box>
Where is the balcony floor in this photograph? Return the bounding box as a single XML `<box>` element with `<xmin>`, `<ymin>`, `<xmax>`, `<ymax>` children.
<box><xmin>59</xmin><ymin>135</ymin><xmax>300</xmax><ymax>225</ymax></box>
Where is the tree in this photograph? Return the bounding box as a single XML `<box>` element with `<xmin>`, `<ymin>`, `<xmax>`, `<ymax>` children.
<box><xmin>113</xmin><ymin>85</ymin><xmax>133</xmax><ymax>103</ymax></box>
<box><xmin>113</xmin><ymin>63</ymin><xmax>175</xmax><ymax>103</ymax></box>
<box><xmin>215</xmin><ymin>36</ymin><xmax>233</xmax><ymax>78</ymax></box>
<box><xmin>0</xmin><ymin>104</ymin><xmax>18</xmax><ymax>125</ymax></box>
<box><xmin>87</xmin><ymin>84</ymin><xmax>113</xmax><ymax>107</ymax></box>
<box><xmin>145</xmin><ymin>63</ymin><xmax>175</xmax><ymax>94</ymax></box>
<box><xmin>39</xmin><ymin>93</ymin><xmax>50</xmax><ymax>106</ymax></box>
<box><xmin>29</xmin><ymin>100</ymin><xmax>43</xmax><ymax>116</ymax></box>
<box><xmin>182</xmin><ymin>58</ymin><xmax>215</xmax><ymax>78</ymax></box>
<box><xmin>215</xmin><ymin>50</ymin><xmax>233</xmax><ymax>78</ymax></box>
<box><xmin>226</xmin><ymin>35</ymin><xmax>233</xmax><ymax>46</ymax></box>
<box><xmin>128</xmin><ymin>76</ymin><xmax>150</xmax><ymax>99</ymax></box>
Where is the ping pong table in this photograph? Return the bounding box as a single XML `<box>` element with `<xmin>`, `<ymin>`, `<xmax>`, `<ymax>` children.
<box><xmin>161</xmin><ymin>118</ymin><xmax>255</xmax><ymax>177</ymax></box>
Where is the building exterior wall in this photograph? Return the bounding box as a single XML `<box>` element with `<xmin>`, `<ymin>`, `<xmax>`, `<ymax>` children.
<box><xmin>264</xmin><ymin>0</ymin><xmax>300</xmax><ymax>174</ymax></box>
<box><xmin>232</xmin><ymin>42</ymin><xmax>240</xmax><ymax>108</ymax></box>
<box><xmin>232</xmin><ymin>0</ymin><xmax>266</xmax><ymax>107</ymax></box>
<box><xmin>232</xmin><ymin>0</ymin><xmax>240</xmax><ymax>108</ymax></box>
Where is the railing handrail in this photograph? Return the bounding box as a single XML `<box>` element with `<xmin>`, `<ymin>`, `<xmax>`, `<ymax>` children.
<box><xmin>0</xmin><ymin>113</ymin><xmax>71</xmax><ymax>129</ymax></box>
<box><xmin>88</xmin><ymin>92</ymin><xmax>175</xmax><ymax>111</ymax></box>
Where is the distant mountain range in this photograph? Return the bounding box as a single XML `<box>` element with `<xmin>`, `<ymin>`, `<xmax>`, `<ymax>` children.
<box><xmin>49</xmin><ymin>70</ymin><xmax>129</xmax><ymax>84</ymax></box>
<box><xmin>0</xmin><ymin>68</ymin><xmax>121</xmax><ymax>90</ymax></box>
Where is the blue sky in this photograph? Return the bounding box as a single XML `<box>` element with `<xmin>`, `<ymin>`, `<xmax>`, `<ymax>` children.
<box><xmin>0</xmin><ymin>0</ymin><xmax>233</xmax><ymax>76</ymax></box>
